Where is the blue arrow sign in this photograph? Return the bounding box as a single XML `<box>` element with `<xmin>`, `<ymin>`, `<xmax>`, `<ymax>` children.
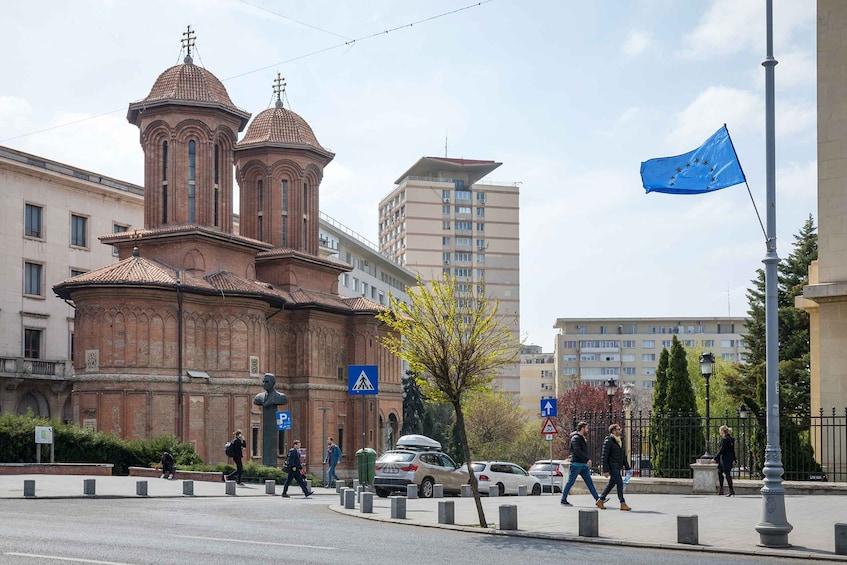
<box><xmin>276</xmin><ymin>411</ymin><xmax>291</xmax><ymax>430</ymax></box>
<box><xmin>541</xmin><ymin>398</ymin><xmax>557</xmax><ymax>417</ymax></box>
<box><xmin>348</xmin><ymin>364</ymin><xmax>378</xmax><ymax>395</ymax></box>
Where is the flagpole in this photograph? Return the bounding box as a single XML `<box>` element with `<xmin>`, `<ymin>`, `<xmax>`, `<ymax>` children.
<box><xmin>755</xmin><ymin>0</ymin><xmax>792</xmax><ymax>547</ymax></box>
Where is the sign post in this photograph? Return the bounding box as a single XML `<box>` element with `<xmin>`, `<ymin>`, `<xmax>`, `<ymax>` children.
<box><xmin>348</xmin><ymin>365</ymin><xmax>378</xmax><ymax>452</ymax></box>
<box><xmin>540</xmin><ymin>416</ymin><xmax>558</xmax><ymax>495</ymax></box>
<box><xmin>35</xmin><ymin>426</ymin><xmax>54</xmax><ymax>464</ymax></box>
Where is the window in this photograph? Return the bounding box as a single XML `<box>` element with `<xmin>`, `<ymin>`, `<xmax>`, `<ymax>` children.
<box><xmin>113</xmin><ymin>224</ymin><xmax>128</xmax><ymax>255</ymax></box>
<box><xmin>342</xmin><ymin>273</ymin><xmax>349</xmax><ymax>287</ymax></box>
<box><xmin>455</xmin><ymin>220</ymin><xmax>472</xmax><ymax>231</ymax></box>
<box><xmin>454</xmin><ymin>252</ymin><xmax>472</xmax><ymax>262</ymax></box>
<box><xmin>455</xmin><ymin>237</ymin><xmax>470</xmax><ymax>246</ymax></box>
<box><xmin>281</xmin><ymin>216</ymin><xmax>288</xmax><ymax>247</ymax></box>
<box><xmin>562</xmin><ymin>340</ymin><xmax>577</xmax><ymax>348</ymax></box>
<box><xmin>24</xmin><ymin>262</ymin><xmax>43</xmax><ymax>296</ymax></box>
<box><xmin>477</xmin><ymin>269</ymin><xmax>484</xmax><ymax>278</ymax></box>
<box><xmin>562</xmin><ymin>367</ymin><xmax>577</xmax><ymax>375</ymax></box>
<box><xmin>642</xmin><ymin>368</ymin><xmax>655</xmax><ymax>376</ymax></box>
<box><xmin>477</xmin><ymin>207</ymin><xmax>485</xmax><ymax>217</ymax></box>
<box><xmin>642</xmin><ymin>340</ymin><xmax>655</xmax><ymax>348</ymax></box>
<box><xmin>442</xmin><ymin>237</ymin><xmax>451</xmax><ymax>246</ymax></box>
<box><xmin>71</xmin><ymin>214</ymin><xmax>87</xmax><ymax>247</ymax></box>
<box><xmin>455</xmin><ymin>190</ymin><xmax>471</xmax><ymax>200</ymax></box>
<box><xmin>721</xmin><ymin>339</ymin><xmax>735</xmax><ymax>348</ymax></box>
<box><xmin>162</xmin><ymin>141</ymin><xmax>168</xmax><ymax>223</ymax></box>
<box><xmin>476</xmin><ymin>222</ymin><xmax>485</xmax><ymax>231</ymax></box>
<box><xmin>443</xmin><ymin>252</ymin><xmax>451</xmax><ymax>264</ymax></box>
<box><xmin>622</xmin><ymin>367</ymin><xmax>636</xmax><ymax>375</ymax></box>
<box><xmin>214</xmin><ymin>144</ymin><xmax>220</xmax><ymax>226</ymax></box>
<box><xmin>622</xmin><ymin>354</ymin><xmax>635</xmax><ymax>362</ymax></box>
<box><xmin>442</xmin><ymin>268</ymin><xmax>450</xmax><ymax>277</ymax></box>
<box><xmin>476</xmin><ymin>191</ymin><xmax>486</xmax><ymax>202</ymax></box>
<box><xmin>455</xmin><ymin>206</ymin><xmax>471</xmax><ymax>214</ymax></box>
<box><xmin>24</xmin><ymin>329</ymin><xmax>41</xmax><ymax>359</ymax></box>
<box><xmin>476</xmin><ymin>253</ymin><xmax>485</xmax><ymax>264</ymax></box>
<box><xmin>721</xmin><ymin>353</ymin><xmax>736</xmax><ymax>361</ymax></box>
<box><xmin>642</xmin><ymin>353</ymin><xmax>656</xmax><ymax>361</ymax></box>
<box><xmin>476</xmin><ymin>239</ymin><xmax>486</xmax><ymax>249</ymax></box>
<box><xmin>581</xmin><ymin>353</ymin><xmax>597</xmax><ymax>361</ymax></box>
<box><xmin>188</xmin><ymin>140</ymin><xmax>196</xmax><ymax>223</ymax></box>
<box><xmin>362</xmin><ymin>282</ymin><xmax>368</xmax><ymax>297</ymax></box>
<box><xmin>25</xmin><ymin>204</ymin><xmax>42</xmax><ymax>238</ymax></box>
<box><xmin>661</xmin><ymin>340</ymin><xmax>672</xmax><ymax>348</ymax></box>
<box><xmin>282</xmin><ymin>180</ymin><xmax>289</xmax><ymax>212</ymax></box>
<box><xmin>703</xmin><ymin>339</ymin><xmax>715</xmax><ymax>347</ymax></box>
<box><xmin>442</xmin><ymin>189</ymin><xmax>451</xmax><ymax>201</ymax></box>
<box><xmin>562</xmin><ymin>354</ymin><xmax>577</xmax><ymax>362</ymax></box>
<box><xmin>454</xmin><ymin>268</ymin><xmax>471</xmax><ymax>277</ymax></box>
<box><xmin>622</xmin><ymin>340</ymin><xmax>635</xmax><ymax>348</ymax></box>
<box><xmin>70</xmin><ymin>268</ymin><xmax>86</xmax><ymax>278</ymax></box>
<box><xmin>443</xmin><ymin>221</ymin><xmax>451</xmax><ymax>230</ymax></box>
<box><xmin>599</xmin><ymin>326</ymin><xmax>607</xmax><ymax>334</ymax></box>
<box><xmin>378</xmin><ymin>291</ymin><xmax>385</xmax><ymax>305</ymax></box>
<box><xmin>443</xmin><ymin>204</ymin><xmax>451</xmax><ymax>215</ymax></box>
<box><xmin>642</xmin><ymin>379</ymin><xmax>655</xmax><ymax>388</ymax></box>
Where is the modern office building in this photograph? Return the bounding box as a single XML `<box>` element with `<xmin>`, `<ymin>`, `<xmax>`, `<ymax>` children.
<box><xmin>378</xmin><ymin>157</ymin><xmax>521</xmax><ymax>394</ymax></box>
<box><xmin>553</xmin><ymin>317</ymin><xmax>750</xmax><ymax>396</ymax></box>
<box><xmin>519</xmin><ymin>345</ymin><xmax>555</xmax><ymax>417</ymax></box>
<box><xmin>0</xmin><ymin>145</ymin><xmax>143</xmax><ymax>420</ymax></box>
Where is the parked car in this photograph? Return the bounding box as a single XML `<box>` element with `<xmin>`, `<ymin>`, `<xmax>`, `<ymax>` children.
<box><xmin>466</xmin><ymin>461</ymin><xmax>542</xmax><ymax>496</ymax></box>
<box><xmin>528</xmin><ymin>459</ymin><xmax>569</xmax><ymax>493</ymax></box>
<box><xmin>373</xmin><ymin>435</ymin><xmax>468</xmax><ymax>498</ymax></box>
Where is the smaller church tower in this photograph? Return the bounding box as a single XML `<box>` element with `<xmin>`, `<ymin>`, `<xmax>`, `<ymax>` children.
<box><xmin>235</xmin><ymin>73</ymin><xmax>334</xmax><ymax>255</ymax></box>
<box><xmin>127</xmin><ymin>26</ymin><xmax>251</xmax><ymax>233</ymax></box>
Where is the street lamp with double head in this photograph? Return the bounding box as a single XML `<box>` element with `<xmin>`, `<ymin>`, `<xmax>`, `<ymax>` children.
<box><xmin>699</xmin><ymin>352</ymin><xmax>715</xmax><ymax>458</ymax></box>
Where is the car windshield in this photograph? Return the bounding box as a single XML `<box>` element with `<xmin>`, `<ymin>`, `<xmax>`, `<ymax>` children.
<box><xmin>531</xmin><ymin>463</ymin><xmax>555</xmax><ymax>471</ymax></box>
<box><xmin>470</xmin><ymin>463</ymin><xmax>486</xmax><ymax>472</ymax></box>
<box><xmin>377</xmin><ymin>452</ymin><xmax>415</xmax><ymax>463</ymax></box>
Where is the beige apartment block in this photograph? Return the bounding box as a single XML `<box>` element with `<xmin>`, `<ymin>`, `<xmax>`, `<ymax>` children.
<box><xmin>378</xmin><ymin>157</ymin><xmax>521</xmax><ymax>395</ymax></box>
<box><xmin>553</xmin><ymin>317</ymin><xmax>749</xmax><ymax>398</ymax></box>
<box><xmin>797</xmin><ymin>0</ymin><xmax>847</xmax><ymax>481</ymax></box>
<box><xmin>0</xmin><ymin>146</ymin><xmax>143</xmax><ymax>419</ymax></box>
<box><xmin>519</xmin><ymin>345</ymin><xmax>555</xmax><ymax>417</ymax></box>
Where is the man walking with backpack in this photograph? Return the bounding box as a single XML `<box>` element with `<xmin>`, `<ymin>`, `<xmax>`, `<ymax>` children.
<box><xmin>560</xmin><ymin>421</ymin><xmax>602</xmax><ymax>507</ymax></box>
<box><xmin>225</xmin><ymin>429</ymin><xmax>247</xmax><ymax>486</ymax></box>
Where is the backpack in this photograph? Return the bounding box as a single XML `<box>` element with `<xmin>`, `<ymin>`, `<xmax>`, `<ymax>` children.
<box><xmin>225</xmin><ymin>441</ymin><xmax>235</xmax><ymax>458</ymax></box>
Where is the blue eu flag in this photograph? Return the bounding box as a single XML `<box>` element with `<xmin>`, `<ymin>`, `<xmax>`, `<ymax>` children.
<box><xmin>640</xmin><ymin>125</ymin><xmax>746</xmax><ymax>194</ymax></box>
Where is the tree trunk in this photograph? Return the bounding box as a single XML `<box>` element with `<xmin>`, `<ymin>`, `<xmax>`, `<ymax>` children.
<box><xmin>454</xmin><ymin>402</ymin><xmax>487</xmax><ymax>528</ymax></box>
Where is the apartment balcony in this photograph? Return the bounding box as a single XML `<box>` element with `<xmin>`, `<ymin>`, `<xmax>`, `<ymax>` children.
<box><xmin>0</xmin><ymin>357</ymin><xmax>74</xmax><ymax>378</ymax></box>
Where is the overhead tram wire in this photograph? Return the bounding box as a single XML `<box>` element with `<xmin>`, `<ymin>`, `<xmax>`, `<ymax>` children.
<box><xmin>0</xmin><ymin>0</ymin><xmax>493</xmax><ymax>144</ymax></box>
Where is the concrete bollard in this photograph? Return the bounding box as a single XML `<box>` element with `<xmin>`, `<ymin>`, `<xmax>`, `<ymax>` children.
<box><xmin>225</xmin><ymin>481</ymin><xmax>237</xmax><ymax>496</ymax></box>
<box><xmin>339</xmin><ymin>488</ymin><xmax>348</xmax><ymax>506</ymax></box>
<box><xmin>352</xmin><ymin>479</ymin><xmax>360</xmax><ymax>492</ymax></box>
<box><xmin>344</xmin><ymin>488</ymin><xmax>356</xmax><ymax>509</ymax></box>
<box><xmin>306</xmin><ymin>479</ymin><xmax>312</xmax><ymax>492</ymax></box>
<box><xmin>488</xmin><ymin>486</ymin><xmax>499</xmax><ymax>497</ymax></box>
<box><xmin>433</xmin><ymin>484</ymin><xmax>444</xmax><ymax>498</ymax></box>
<box><xmin>361</xmin><ymin>492</ymin><xmax>374</xmax><ymax>514</ymax></box>
<box><xmin>265</xmin><ymin>480</ymin><xmax>276</xmax><ymax>495</ymax></box>
<box><xmin>438</xmin><ymin>500</ymin><xmax>455</xmax><ymax>524</ymax></box>
<box><xmin>336</xmin><ymin>481</ymin><xmax>345</xmax><ymax>494</ymax></box>
<box><xmin>518</xmin><ymin>485</ymin><xmax>527</xmax><ymax>496</ymax></box>
<box><xmin>83</xmin><ymin>479</ymin><xmax>96</xmax><ymax>496</ymax></box>
<box><xmin>461</xmin><ymin>484</ymin><xmax>471</xmax><ymax>497</ymax></box>
<box><xmin>183</xmin><ymin>480</ymin><xmax>194</xmax><ymax>496</ymax></box>
<box><xmin>677</xmin><ymin>515</ymin><xmax>699</xmax><ymax>545</ymax></box>
<box><xmin>499</xmin><ymin>504</ymin><xmax>518</xmax><ymax>530</ymax></box>
<box><xmin>836</xmin><ymin>523</ymin><xmax>847</xmax><ymax>555</ymax></box>
<box><xmin>406</xmin><ymin>484</ymin><xmax>418</xmax><ymax>499</ymax></box>
<box><xmin>23</xmin><ymin>480</ymin><xmax>35</xmax><ymax>498</ymax></box>
<box><xmin>357</xmin><ymin>485</ymin><xmax>363</xmax><ymax>503</ymax></box>
<box><xmin>136</xmin><ymin>481</ymin><xmax>148</xmax><ymax>497</ymax></box>
<box><xmin>578</xmin><ymin>509</ymin><xmax>598</xmax><ymax>537</ymax></box>
<box><xmin>390</xmin><ymin>496</ymin><xmax>406</xmax><ymax>519</ymax></box>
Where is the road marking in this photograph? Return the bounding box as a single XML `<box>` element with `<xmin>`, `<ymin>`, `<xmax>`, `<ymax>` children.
<box><xmin>172</xmin><ymin>534</ymin><xmax>338</xmax><ymax>551</ymax></box>
<box><xmin>5</xmin><ymin>553</ymin><xmax>135</xmax><ymax>565</ymax></box>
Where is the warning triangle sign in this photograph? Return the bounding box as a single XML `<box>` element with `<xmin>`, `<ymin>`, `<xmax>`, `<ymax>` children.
<box><xmin>540</xmin><ymin>417</ymin><xmax>559</xmax><ymax>435</ymax></box>
<box><xmin>352</xmin><ymin>371</ymin><xmax>376</xmax><ymax>392</ymax></box>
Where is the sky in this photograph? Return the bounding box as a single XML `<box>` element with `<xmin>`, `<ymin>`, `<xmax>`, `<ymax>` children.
<box><xmin>1</xmin><ymin>0</ymin><xmax>818</xmax><ymax>350</ymax></box>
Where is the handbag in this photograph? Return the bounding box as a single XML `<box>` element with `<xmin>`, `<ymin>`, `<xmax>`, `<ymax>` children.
<box><xmin>282</xmin><ymin>463</ymin><xmax>292</xmax><ymax>473</ymax></box>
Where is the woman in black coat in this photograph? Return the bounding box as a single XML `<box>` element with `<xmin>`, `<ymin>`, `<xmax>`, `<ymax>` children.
<box><xmin>714</xmin><ymin>425</ymin><xmax>737</xmax><ymax>496</ymax></box>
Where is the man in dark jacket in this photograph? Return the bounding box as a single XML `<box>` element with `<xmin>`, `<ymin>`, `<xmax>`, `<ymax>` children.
<box><xmin>560</xmin><ymin>421</ymin><xmax>601</xmax><ymax>506</ymax></box>
<box><xmin>281</xmin><ymin>440</ymin><xmax>313</xmax><ymax>498</ymax></box>
<box><xmin>597</xmin><ymin>423</ymin><xmax>631</xmax><ymax>511</ymax></box>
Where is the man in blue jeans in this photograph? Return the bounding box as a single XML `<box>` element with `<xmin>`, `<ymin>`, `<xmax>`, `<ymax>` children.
<box><xmin>560</xmin><ymin>421</ymin><xmax>601</xmax><ymax>506</ymax></box>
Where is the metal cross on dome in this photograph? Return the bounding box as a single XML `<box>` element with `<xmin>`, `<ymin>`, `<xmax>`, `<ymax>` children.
<box><xmin>273</xmin><ymin>72</ymin><xmax>287</xmax><ymax>101</ymax></box>
<box><xmin>181</xmin><ymin>25</ymin><xmax>196</xmax><ymax>57</ymax></box>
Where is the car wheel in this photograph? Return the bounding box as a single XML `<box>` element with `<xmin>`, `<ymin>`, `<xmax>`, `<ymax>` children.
<box><xmin>497</xmin><ymin>482</ymin><xmax>505</xmax><ymax>496</ymax></box>
<box><xmin>375</xmin><ymin>487</ymin><xmax>390</xmax><ymax>498</ymax></box>
<box><xmin>531</xmin><ymin>483</ymin><xmax>542</xmax><ymax>496</ymax></box>
<box><xmin>420</xmin><ymin>477</ymin><xmax>435</xmax><ymax>498</ymax></box>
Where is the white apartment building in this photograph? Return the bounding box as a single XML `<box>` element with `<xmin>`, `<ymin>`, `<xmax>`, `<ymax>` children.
<box><xmin>553</xmin><ymin>317</ymin><xmax>750</xmax><ymax>396</ymax></box>
<box><xmin>319</xmin><ymin>212</ymin><xmax>417</xmax><ymax>307</ymax></box>
<box><xmin>0</xmin><ymin>146</ymin><xmax>143</xmax><ymax>419</ymax></box>
<box><xmin>378</xmin><ymin>157</ymin><xmax>521</xmax><ymax>394</ymax></box>
<box><xmin>519</xmin><ymin>345</ymin><xmax>555</xmax><ymax>417</ymax></box>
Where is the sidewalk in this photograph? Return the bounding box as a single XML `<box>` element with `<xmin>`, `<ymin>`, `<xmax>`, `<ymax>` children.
<box><xmin>2</xmin><ymin>474</ymin><xmax>845</xmax><ymax>561</ymax></box>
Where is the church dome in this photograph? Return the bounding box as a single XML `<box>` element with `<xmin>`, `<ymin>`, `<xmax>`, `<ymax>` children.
<box><xmin>127</xmin><ymin>55</ymin><xmax>250</xmax><ymax>127</ymax></box>
<box><xmin>237</xmin><ymin>100</ymin><xmax>332</xmax><ymax>158</ymax></box>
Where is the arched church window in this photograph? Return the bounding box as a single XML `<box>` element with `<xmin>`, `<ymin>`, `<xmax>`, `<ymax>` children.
<box><xmin>188</xmin><ymin>140</ymin><xmax>196</xmax><ymax>223</ymax></box>
<box><xmin>162</xmin><ymin>141</ymin><xmax>168</xmax><ymax>224</ymax></box>
<box><xmin>213</xmin><ymin>144</ymin><xmax>220</xmax><ymax>227</ymax></box>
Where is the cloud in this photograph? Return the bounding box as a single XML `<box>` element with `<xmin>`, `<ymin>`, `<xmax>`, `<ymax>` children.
<box><xmin>777</xmin><ymin>160</ymin><xmax>816</xmax><ymax>201</ymax></box>
<box><xmin>622</xmin><ymin>31</ymin><xmax>653</xmax><ymax>57</ymax></box>
<box><xmin>670</xmin><ymin>86</ymin><xmax>760</xmax><ymax>144</ymax></box>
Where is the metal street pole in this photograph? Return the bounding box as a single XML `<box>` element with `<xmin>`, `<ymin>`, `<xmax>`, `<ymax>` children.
<box><xmin>755</xmin><ymin>0</ymin><xmax>792</xmax><ymax>547</ymax></box>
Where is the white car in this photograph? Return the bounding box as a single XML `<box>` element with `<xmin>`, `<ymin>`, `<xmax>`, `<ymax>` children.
<box><xmin>467</xmin><ymin>461</ymin><xmax>542</xmax><ymax>496</ymax></box>
<box><xmin>528</xmin><ymin>459</ymin><xmax>570</xmax><ymax>493</ymax></box>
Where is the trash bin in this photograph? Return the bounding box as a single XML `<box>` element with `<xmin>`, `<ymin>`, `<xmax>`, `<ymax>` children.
<box><xmin>356</xmin><ymin>448</ymin><xmax>376</xmax><ymax>485</ymax></box>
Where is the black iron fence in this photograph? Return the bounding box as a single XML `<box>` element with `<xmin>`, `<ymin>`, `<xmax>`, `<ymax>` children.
<box><xmin>565</xmin><ymin>408</ymin><xmax>847</xmax><ymax>482</ymax></box>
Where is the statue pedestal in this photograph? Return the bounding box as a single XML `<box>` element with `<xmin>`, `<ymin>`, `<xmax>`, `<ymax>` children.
<box><xmin>690</xmin><ymin>458</ymin><xmax>718</xmax><ymax>494</ymax></box>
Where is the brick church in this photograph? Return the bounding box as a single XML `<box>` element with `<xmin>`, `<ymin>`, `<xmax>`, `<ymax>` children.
<box><xmin>53</xmin><ymin>32</ymin><xmax>403</xmax><ymax>471</ymax></box>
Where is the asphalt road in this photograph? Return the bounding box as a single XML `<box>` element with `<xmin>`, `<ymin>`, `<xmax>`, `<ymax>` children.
<box><xmin>0</xmin><ymin>497</ymin><xmax>818</xmax><ymax>565</ymax></box>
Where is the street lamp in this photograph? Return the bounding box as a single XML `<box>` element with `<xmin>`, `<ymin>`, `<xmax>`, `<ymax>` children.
<box><xmin>699</xmin><ymin>352</ymin><xmax>715</xmax><ymax>458</ymax></box>
<box><xmin>605</xmin><ymin>377</ymin><xmax>618</xmax><ymax>420</ymax></box>
<box><xmin>739</xmin><ymin>404</ymin><xmax>749</xmax><ymax>479</ymax></box>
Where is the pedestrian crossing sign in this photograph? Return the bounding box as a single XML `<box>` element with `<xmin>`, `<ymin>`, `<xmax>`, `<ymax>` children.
<box><xmin>540</xmin><ymin>417</ymin><xmax>559</xmax><ymax>435</ymax></box>
<box><xmin>348</xmin><ymin>364</ymin><xmax>379</xmax><ymax>395</ymax></box>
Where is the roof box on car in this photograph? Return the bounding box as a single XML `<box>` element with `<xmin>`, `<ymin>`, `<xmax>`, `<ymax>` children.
<box><xmin>396</xmin><ymin>434</ymin><xmax>442</xmax><ymax>451</ymax></box>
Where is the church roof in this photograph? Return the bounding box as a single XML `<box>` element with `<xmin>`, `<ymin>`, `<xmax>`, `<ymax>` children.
<box><xmin>127</xmin><ymin>56</ymin><xmax>251</xmax><ymax>128</ymax></box>
<box><xmin>236</xmin><ymin>100</ymin><xmax>334</xmax><ymax>161</ymax></box>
